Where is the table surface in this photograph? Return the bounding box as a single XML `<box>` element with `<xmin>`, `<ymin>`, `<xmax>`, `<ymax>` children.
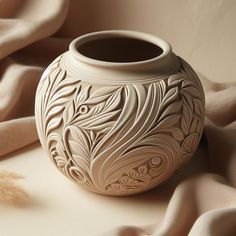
<box><xmin>1</xmin><ymin>142</ymin><xmax>175</xmax><ymax>236</ymax></box>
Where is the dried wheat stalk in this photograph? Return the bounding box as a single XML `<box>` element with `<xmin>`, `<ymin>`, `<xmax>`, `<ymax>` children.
<box><xmin>0</xmin><ymin>170</ymin><xmax>29</xmax><ymax>205</ymax></box>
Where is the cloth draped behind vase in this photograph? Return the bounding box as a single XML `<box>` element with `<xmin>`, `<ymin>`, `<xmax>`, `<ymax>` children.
<box><xmin>0</xmin><ymin>0</ymin><xmax>236</xmax><ymax>235</ymax></box>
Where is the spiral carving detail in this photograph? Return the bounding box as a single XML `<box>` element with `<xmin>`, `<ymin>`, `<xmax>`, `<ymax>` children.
<box><xmin>35</xmin><ymin>55</ymin><xmax>205</xmax><ymax>196</ymax></box>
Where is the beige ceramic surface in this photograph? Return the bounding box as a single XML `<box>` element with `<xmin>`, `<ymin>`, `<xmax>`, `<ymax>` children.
<box><xmin>35</xmin><ymin>30</ymin><xmax>205</xmax><ymax>196</ymax></box>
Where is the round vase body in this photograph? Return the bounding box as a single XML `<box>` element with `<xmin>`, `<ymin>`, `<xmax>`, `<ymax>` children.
<box><xmin>35</xmin><ymin>30</ymin><xmax>205</xmax><ymax>196</ymax></box>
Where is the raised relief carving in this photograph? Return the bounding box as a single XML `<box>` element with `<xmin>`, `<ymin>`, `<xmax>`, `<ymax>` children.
<box><xmin>35</xmin><ymin>55</ymin><xmax>204</xmax><ymax>196</ymax></box>
<box><xmin>36</xmin><ymin>55</ymin><xmax>204</xmax><ymax>195</ymax></box>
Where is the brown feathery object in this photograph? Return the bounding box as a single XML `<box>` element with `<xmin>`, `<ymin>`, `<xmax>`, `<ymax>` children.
<box><xmin>0</xmin><ymin>170</ymin><xmax>29</xmax><ymax>206</ymax></box>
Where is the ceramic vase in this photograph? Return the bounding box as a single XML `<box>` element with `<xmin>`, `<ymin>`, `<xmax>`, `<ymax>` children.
<box><xmin>35</xmin><ymin>30</ymin><xmax>205</xmax><ymax>196</ymax></box>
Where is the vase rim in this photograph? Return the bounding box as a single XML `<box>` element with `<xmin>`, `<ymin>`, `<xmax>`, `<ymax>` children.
<box><xmin>69</xmin><ymin>30</ymin><xmax>172</xmax><ymax>68</ymax></box>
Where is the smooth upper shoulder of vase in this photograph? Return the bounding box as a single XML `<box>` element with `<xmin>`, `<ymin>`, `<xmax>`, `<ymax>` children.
<box><xmin>57</xmin><ymin>51</ymin><xmax>185</xmax><ymax>85</ymax></box>
<box><xmin>44</xmin><ymin>52</ymin><xmax>202</xmax><ymax>88</ymax></box>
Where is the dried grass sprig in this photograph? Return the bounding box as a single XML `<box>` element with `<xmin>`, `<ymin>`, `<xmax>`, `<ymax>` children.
<box><xmin>0</xmin><ymin>170</ymin><xmax>24</xmax><ymax>180</ymax></box>
<box><xmin>0</xmin><ymin>170</ymin><xmax>29</xmax><ymax>206</ymax></box>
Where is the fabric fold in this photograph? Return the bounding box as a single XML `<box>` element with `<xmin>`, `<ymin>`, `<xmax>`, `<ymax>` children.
<box><xmin>0</xmin><ymin>0</ymin><xmax>69</xmax><ymax>59</ymax></box>
<box><xmin>0</xmin><ymin>0</ymin><xmax>70</xmax><ymax>157</ymax></box>
<box><xmin>0</xmin><ymin>116</ymin><xmax>38</xmax><ymax>157</ymax></box>
<box><xmin>0</xmin><ymin>1</ymin><xmax>236</xmax><ymax>235</ymax></box>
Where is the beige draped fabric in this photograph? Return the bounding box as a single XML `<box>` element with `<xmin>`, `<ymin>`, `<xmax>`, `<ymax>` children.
<box><xmin>0</xmin><ymin>0</ymin><xmax>236</xmax><ymax>235</ymax></box>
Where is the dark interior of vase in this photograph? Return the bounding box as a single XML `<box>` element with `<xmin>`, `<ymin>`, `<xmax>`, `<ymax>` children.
<box><xmin>77</xmin><ymin>37</ymin><xmax>163</xmax><ymax>63</ymax></box>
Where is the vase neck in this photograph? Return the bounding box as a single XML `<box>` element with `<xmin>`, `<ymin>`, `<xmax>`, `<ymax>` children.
<box><xmin>61</xmin><ymin>30</ymin><xmax>180</xmax><ymax>85</ymax></box>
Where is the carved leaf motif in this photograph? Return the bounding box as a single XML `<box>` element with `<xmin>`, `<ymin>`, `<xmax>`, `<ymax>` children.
<box><xmin>79</xmin><ymin>110</ymin><xmax>120</xmax><ymax>130</ymax></box>
<box><xmin>193</xmin><ymin>98</ymin><xmax>202</xmax><ymax>116</ymax></box>
<box><xmin>182</xmin><ymin>86</ymin><xmax>201</xmax><ymax>98</ymax></box>
<box><xmin>103</xmin><ymin>88</ymin><xmax>123</xmax><ymax>113</ymax></box>
<box><xmin>83</xmin><ymin>86</ymin><xmax>118</xmax><ymax>105</ymax></box>
<box><xmin>171</xmin><ymin>128</ymin><xmax>185</xmax><ymax>141</ymax></box>
<box><xmin>71</xmin><ymin>154</ymin><xmax>90</xmax><ymax>173</ymax></box>
<box><xmin>69</xmin><ymin>166</ymin><xmax>85</xmax><ymax>182</ymax></box>
<box><xmin>181</xmin><ymin>104</ymin><xmax>191</xmax><ymax>135</ymax></box>
<box><xmin>182</xmin><ymin>80</ymin><xmax>193</xmax><ymax>88</ymax></box>
<box><xmin>76</xmin><ymin>85</ymin><xmax>91</xmax><ymax>103</ymax></box>
<box><xmin>69</xmin><ymin>126</ymin><xmax>90</xmax><ymax>150</ymax></box>
<box><xmin>47</xmin><ymin>106</ymin><xmax>65</xmax><ymax>118</ymax></box>
<box><xmin>54</xmin><ymin>156</ymin><xmax>67</xmax><ymax>168</ymax></box>
<box><xmin>158</xmin><ymin>100</ymin><xmax>182</xmax><ymax>120</ymax></box>
<box><xmin>47</xmin><ymin>98</ymin><xmax>69</xmax><ymax>112</ymax></box>
<box><xmin>158</xmin><ymin>114</ymin><xmax>181</xmax><ymax>129</ymax></box>
<box><xmin>51</xmin><ymin>70</ymin><xmax>66</xmax><ymax>89</ymax></box>
<box><xmin>103</xmin><ymin>146</ymin><xmax>156</xmax><ymax>186</ymax></box>
<box><xmin>138</xmin><ymin>165</ymin><xmax>148</xmax><ymax>174</ymax></box>
<box><xmin>161</xmin><ymin>87</ymin><xmax>179</xmax><ymax>107</ymax></box>
<box><xmin>168</xmin><ymin>74</ymin><xmax>185</xmax><ymax>86</ymax></box>
<box><xmin>181</xmin><ymin>90</ymin><xmax>193</xmax><ymax>110</ymax></box>
<box><xmin>46</xmin><ymin>118</ymin><xmax>62</xmax><ymax>135</ymax></box>
<box><xmin>53</xmin><ymin>79</ymin><xmax>81</xmax><ymax>94</ymax></box>
<box><xmin>90</xmin><ymin>130</ymin><xmax>96</xmax><ymax>141</ymax></box>
<box><xmin>180</xmin><ymin>90</ymin><xmax>194</xmax><ymax>136</ymax></box>
<box><xmin>182</xmin><ymin>133</ymin><xmax>198</xmax><ymax>153</ymax></box>
<box><xmin>48</xmin><ymin>61</ymin><xmax>59</xmax><ymax>71</ymax></box>
<box><xmin>63</xmin><ymin>100</ymin><xmax>75</xmax><ymax>125</ymax></box>
<box><xmin>108</xmin><ymin>183</ymin><xmax>126</xmax><ymax>191</ymax></box>
<box><xmin>124</xmin><ymin>165</ymin><xmax>153</xmax><ymax>182</ymax></box>
<box><xmin>119</xmin><ymin>176</ymin><xmax>138</xmax><ymax>186</ymax></box>
<box><xmin>55</xmin><ymin>138</ymin><xmax>66</xmax><ymax>156</ymax></box>
<box><xmin>35</xmin><ymin>55</ymin><xmax>205</xmax><ymax>195</ymax></box>
<box><xmin>51</xmin><ymin>86</ymin><xmax>76</xmax><ymax>101</ymax></box>
<box><xmin>45</xmin><ymin>106</ymin><xmax>65</xmax><ymax>131</ymax></box>
<box><xmin>189</xmin><ymin>117</ymin><xmax>199</xmax><ymax>134</ymax></box>
<box><xmin>106</xmin><ymin>134</ymin><xmax>181</xmax><ymax>188</ymax></box>
<box><xmin>72</xmin><ymin>87</ymin><xmax>122</xmax><ymax>133</ymax></box>
<box><xmin>153</xmin><ymin>85</ymin><xmax>181</xmax><ymax>132</ymax></box>
<box><xmin>40</xmin><ymin>64</ymin><xmax>79</xmax><ymax>137</ymax></box>
<box><xmin>66</xmin><ymin>126</ymin><xmax>91</xmax><ymax>173</ymax></box>
<box><xmin>148</xmin><ymin>81</ymin><xmax>183</xmax><ymax>140</ymax></box>
<box><xmin>159</xmin><ymin>80</ymin><xmax>166</xmax><ymax>97</ymax></box>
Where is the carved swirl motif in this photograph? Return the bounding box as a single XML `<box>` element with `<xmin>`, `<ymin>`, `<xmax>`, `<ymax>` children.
<box><xmin>35</xmin><ymin>55</ymin><xmax>205</xmax><ymax>196</ymax></box>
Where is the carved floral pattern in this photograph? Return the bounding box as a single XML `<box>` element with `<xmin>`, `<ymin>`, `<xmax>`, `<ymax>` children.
<box><xmin>35</xmin><ymin>56</ymin><xmax>205</xmax><ymax>196</ymax></box>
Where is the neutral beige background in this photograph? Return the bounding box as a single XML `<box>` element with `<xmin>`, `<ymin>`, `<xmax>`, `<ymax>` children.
<box><xmin>57</xmin><ymin>0</ymin><xmax>236</xmax><ymax>83</ymax></box>
<box><xmin>1</xmin><ymin>0</ymin><xmax>236</xmax><ymax>236</ymax></box>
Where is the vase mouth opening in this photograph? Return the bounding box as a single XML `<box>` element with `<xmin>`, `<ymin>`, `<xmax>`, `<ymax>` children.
<box><xmin>69</xmin><ymin>30</ymin><xmax>172</xmax><ymax>68</ymax></box>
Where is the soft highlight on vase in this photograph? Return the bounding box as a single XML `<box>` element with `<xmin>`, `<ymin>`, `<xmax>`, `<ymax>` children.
<box><xmin>35</xmin><ymin>30</ymin><xmax>205</xmax><ymax>196</ymax></box>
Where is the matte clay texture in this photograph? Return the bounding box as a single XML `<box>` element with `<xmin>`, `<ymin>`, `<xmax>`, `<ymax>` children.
<box><xmin>35</xmin><ymin>30</ymin><xmax>205</xmax><ymax>196</ymax></box>
<box><xmin>1</xmin><ymin>0</ymin><xmax>236</xmax><ymax>235</ymax></box>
